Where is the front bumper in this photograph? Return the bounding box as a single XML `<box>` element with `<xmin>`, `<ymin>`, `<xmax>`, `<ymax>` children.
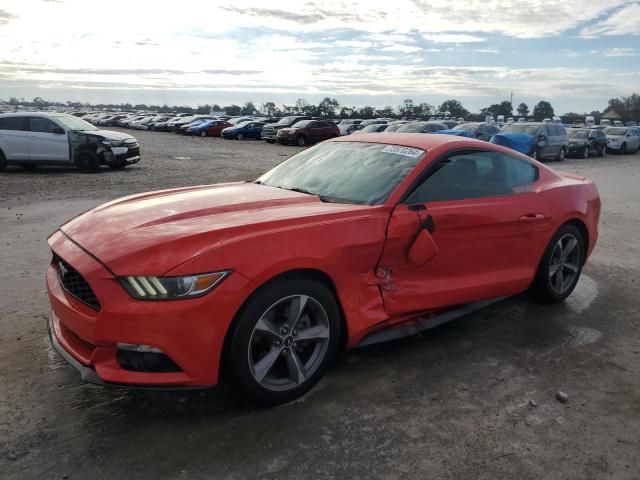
<box><xmin>46</xmin><ymin>230</ymin><xmax>249</xmax><ymax>388</ymax></box>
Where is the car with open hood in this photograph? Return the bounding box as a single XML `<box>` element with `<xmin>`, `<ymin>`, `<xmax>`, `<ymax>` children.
<box><xmin>46</xmin><ymin>133</ymin><xmax>599</xmax><ymax>405</ymax></box>
<box><xmin>0</xmin><ymin>112</ymin><xmax>140</xmax><ymax>172</ymax></box>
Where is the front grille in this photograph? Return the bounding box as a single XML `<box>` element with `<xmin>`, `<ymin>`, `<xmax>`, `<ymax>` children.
<box><xmin>126</xmin><ymin>147</ymin><xmax>140</xmax><ymax>159</ymax></box>
<box><xmin>57</xmin><ymin>259</ymin><xmax>101</xmax><ymax>310</ymax></box>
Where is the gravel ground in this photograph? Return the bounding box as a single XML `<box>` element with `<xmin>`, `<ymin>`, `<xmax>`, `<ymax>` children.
<box><xmin>1</xmin><ymin>129</ymin><xmax>639</xmax><ymax>479</ymax></box>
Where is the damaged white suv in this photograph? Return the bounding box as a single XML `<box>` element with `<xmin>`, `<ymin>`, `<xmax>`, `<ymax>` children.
<box><xmin>0</xmin><ymin>112</ymin><xmax>141</xmax><ymax>172</ymax></box>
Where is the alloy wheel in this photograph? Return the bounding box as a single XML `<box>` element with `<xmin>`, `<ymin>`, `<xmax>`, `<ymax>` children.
<box><xmin>548</xmin><ymin>234</ymin><xmax>580</xmax><ymax>295</ymax></box>
<box><xmin>248</xmin><ymin>295</ymin><xmax>330</xmax><ymax>391</ymax></box>
<box><xmin>583</xmin><ymin>146</ymin><xmax>589</xmax><ymax>159</ymax></box>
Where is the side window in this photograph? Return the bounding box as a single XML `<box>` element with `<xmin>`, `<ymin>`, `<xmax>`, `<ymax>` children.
<box><xmin>317</xmin><ymin>122</ymin><xmax>330</xmax><ymax>128</ymax></box>
<box><xmin>0</xmin><ymin>117</ymin><xmax>29</xmax><ymax>131</ymax></box>
<box><xmin>30</xmin><ymin>117</ymin><xmax>59</xmax><ymax>133</ymax></box>
<box><xmin>405</xmin><ymin>151</ymin><xmax>538</xmax><ymax>204</ymax></box>
<box><xmin>309</xmin><ymin>122</ymin><xmax>321</xmax><ymax>129</ymax></box>
<box><xmin>545</xmin><ymin>124</ymin><xmax>554</xmax><ymax>136</ymax></box>
<box><xmin>557</xmin><ymin>126</ymin><xmax>566</xmax><ymax>136</ymax></box>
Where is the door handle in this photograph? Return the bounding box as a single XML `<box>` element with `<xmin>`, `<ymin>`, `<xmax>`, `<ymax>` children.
<box><xmin>30</xmin><ymin>136</ymin><xmax>38</xmax><ymax>140</ymax></box>
<box><xmin>518</xmin><ymin>213</ymin><xmax>545</xmax><ymax>223</ymax></box>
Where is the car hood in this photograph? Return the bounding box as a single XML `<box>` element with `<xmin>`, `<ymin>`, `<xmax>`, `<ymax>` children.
<box><xmin>60</xmin><ymin>182</ymin><xmax>369</xmax><ymax>275</ymax></box>
<box><xmin>489</xmin><ymin>133</ymin><xmax>535</xmax><ymax>154</ymax></box>
<box><xmin>77</xmin><ymin>130</ymin><xmax>136</xmax><ymax>142</ymax></box>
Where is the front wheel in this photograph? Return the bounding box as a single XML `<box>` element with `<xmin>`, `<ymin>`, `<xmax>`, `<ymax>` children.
<box><xmin>583</xmin><ymin>145</ymin><xmax>590</xmax><ymax>159</ymax></box>
<box><xmin>620</xmin><ymin>143</ymin><xmax>627</xmax><ymax>155</ymax></box>
<box><xmin>266</xmin><ymin>139</ymin><xmax>276</xmax><ymax>144</ymax></box>
<box><xmin>200</xmin><ymin>131</ymin><xmax>208</xmax><ymax>137</ymax></box>
<box><xmin>225</xmin><ymin>278</ymin><xmax>341</xmax><ymax>406</ymax></box>
<box><xmin>556</xmin><ymin>147</ymin><xmax>566</xmax><ymax>161</ymax></box>
<box><xmin>296</xmin><ymin>135</ymin><xmax>307</xmax><ymax>147</ymax></box>
<box><xmin>532</xmin><ymin>224</ymin><xmax>584</xmax><ymax>303</ymax></box>
<box><xmin>236</xmin><ymin>133</ymin><xmax>244</xmax><ymax>141</ymax></box>
<box><xmin>75</xmin><ymin>150</ymin><xmax>99</xmax><ymax>173</ymax></box>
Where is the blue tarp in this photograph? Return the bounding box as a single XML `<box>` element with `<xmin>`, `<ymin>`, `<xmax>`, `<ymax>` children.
<box><xmin>438</xmin><ymin>129</ymin><xmax>473</xmax><ymax>137</ymax></box>
<box><xmin>490</xmin><ymin>133</ymin><xmax>535</xmax><ymax>155</ymax></box>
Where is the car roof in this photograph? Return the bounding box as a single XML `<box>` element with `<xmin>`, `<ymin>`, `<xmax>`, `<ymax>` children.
<box><xmin>0</xmin><ymin>111</ymin><xmax>67</xmax><ymax>118</ymax></box>
<box><xmin>331</xmin><ymin>132</ymin><xmax>493</xmax><ymax>150</ymax></box>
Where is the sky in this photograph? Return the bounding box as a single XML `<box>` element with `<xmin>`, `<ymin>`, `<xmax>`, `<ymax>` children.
<box><xmin>1</xmin><ymin>0</ymin><xmax>639</xmax><ymax>113</ymax></box>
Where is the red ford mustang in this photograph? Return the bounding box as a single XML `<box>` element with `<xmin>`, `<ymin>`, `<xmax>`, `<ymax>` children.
<box><xmin>47</xmin><ymin>133</ymin><xmax>600</xmax><ymax>404</ymax></box>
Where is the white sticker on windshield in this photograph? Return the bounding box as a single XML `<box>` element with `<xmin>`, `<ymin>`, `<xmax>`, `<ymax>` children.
<box><xmin>381</xmin><ymin>145</ymin><xmax>424</xmax><ymax>158</ymax></box>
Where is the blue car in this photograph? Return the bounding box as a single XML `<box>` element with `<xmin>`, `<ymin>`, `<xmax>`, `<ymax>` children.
<box><xmin>221</xmin><ymin>121</ymin><xmax>266</xmax><ymax>140</ymax></box>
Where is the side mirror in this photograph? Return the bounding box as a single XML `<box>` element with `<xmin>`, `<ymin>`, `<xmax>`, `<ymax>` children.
<box><xmin>537</xmin><ymin>136</ymin><xmax>548</xmax><ymax>148</ymax></box>
<box><xmin>52</xmin><ymin>127</ymin><xmax>66</xmax><ymax>135</ymax></box>
<box><xmin>408</xmin><ymin>228</ymin><xmax>439</xmax><ymax>267</ymax></box>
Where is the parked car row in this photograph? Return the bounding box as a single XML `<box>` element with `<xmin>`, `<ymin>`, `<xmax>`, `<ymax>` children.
<box><xmin>75</xmin><ymin>110</ymin><xmax>640</xmax><ymax>160</ymax></box>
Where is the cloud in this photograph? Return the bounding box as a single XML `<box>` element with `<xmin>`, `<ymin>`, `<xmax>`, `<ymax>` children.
<box><xmin>581</xmin><ymin>4</ymin><xmax>640</xmax><ymax>37</ymax></box>
<box><xmin>220</xmin><ymin>7</ymin><xmax>324</xmax><ymax>25</ymax></box>
<box><xmin>380</xmin><ymin>44</ymin><xmax>422</xmax><ymax>53</ymax></box>
<box><xmin>422</xmin><ymin>33</ymin><xmax>486</xmax><ymax>43</ymax></box>
<box><xmin>590</xmin><ymin>47</ymin><xmax>638</xmax><ymax>57</ymax></box>
<box><xmin>0</xmin><ymin>9</ymin><xmax>17</xmax><ymax>25</ymax></box>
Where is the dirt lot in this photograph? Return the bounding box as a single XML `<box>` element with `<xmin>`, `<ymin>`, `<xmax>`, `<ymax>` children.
<box><xmin>1</xmin><ymin>130</ymin><xmax>639</xmax><ymax>480</ymax></box>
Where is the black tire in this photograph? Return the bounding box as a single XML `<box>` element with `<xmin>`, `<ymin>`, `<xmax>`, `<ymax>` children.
<box><xmin>556</xmin><ymin>147</ymin><xmax>566</xmax><ymax>162</ymax></box>
<box><xmin>225</xmin><ymin>278</ymin><xmax>342</xmax><ymax>406</ymax></box>
<box><xmin>200</xmin><ymin>131</ymin><xmax>207</xmax><ymax>137</ymax></box>
<box><xmin>266</xmin><ymin>139</ymin><xmax>275</xmax><ymax>144</ymax></box>
<box><xmin>531</xmin><ymin>224</ymin><xmax>585</xmax><ymax>303</ymax></box>
<box><xmin>531</xmin><ymin>148</ymin><xmax>539</xmax><ymax>161</ymax></box>
<box><xmin>599</xmin><ymin>145</ymin><xmax>605</xmax><ymax>157</ymax></box>
<box><xmin>296</xmin><ymin>135</ymin><xmax>307</xmax><ymax>147</ymax></box>
<box><xmin>620</xmin><ymin>143</ymin><xmax>627</xmax><ymax>155</ymax></box>
<box><xmin>21</xmin><ymin>164</ymin><xmax>37</xmax><ymax>171</ymax></box>
<box><xmin>583</xmin><ymin>145</ymin><xmax>590</xmax><ymax>159</ymax></box>
<box><xmin>236</xmin><ymin>133</ymin><xmax>244</xmax><ymax>141</ymax></box>
<box><xmin>0</xmin><ymin>150</ymin><xmax>7</xmax><ymax>172</ymax></box>
<box><xmin>75</xmin><ymin>150</ymin><xmax>100</xmax><ymax>173</ymax></box>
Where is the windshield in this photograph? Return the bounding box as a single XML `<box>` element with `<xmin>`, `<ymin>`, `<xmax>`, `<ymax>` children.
<box><xmin>453</xmin><ymin>123</ymin><xmax>479</xmax><ymax>132</ymax></box>
<box><xmin>362</xmin><ymin>124</ymin><xmax>384</xmax><ymax>132</ymax></box>
<box><xmin>54</xmin><ymin>115</ymin><xmax>97</xmax><ymax>131</ymax></box>
<box><xmin>605</xmin><ymin>127</ymin><xmax>627</xmax><ymax>136</ymax></box>
<box><xmin>277</xmin><ymin>116</ymin><xmax>303</xmax><ymax>125</ymax></box>
<box><xmin>502</xmin><ymin>124</ymin><xmax>540</xmax><ymax>136</ymax></box>
<box><xmin>256</xmin><ymin>141</ymin><xmax>423</xmax><ymax>205</ymax></box>
<box><xmin>567</xmin><ymin>130</ymin><xmax>589</xmax><ymax>139</ymax></box>
<box><xmin>292</xmin><ymin>120</ymin><xmax>312</xmax><ymax>128</ymax></box>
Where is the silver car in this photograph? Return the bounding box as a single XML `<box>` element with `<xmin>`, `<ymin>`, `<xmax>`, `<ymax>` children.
<box><xmin>605</xmin><ymin>127</ymin><xmax>640</xmax><ymax>154</ymax></box>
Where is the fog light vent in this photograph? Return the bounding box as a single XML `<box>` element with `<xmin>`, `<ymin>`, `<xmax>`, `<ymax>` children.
<box><xmin>116</xmin><ymin>344</ymin><xmax>181</xmax><ymax>373</ymax></box>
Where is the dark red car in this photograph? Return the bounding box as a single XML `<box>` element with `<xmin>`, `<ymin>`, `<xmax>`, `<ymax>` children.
<box><xmin>276</xmin><ymin>119</ymin><xmax>340</xmax><ymax>146</ymax></box>
<box><xmin>47</xmin><ymin>134</ymin><xmax>600</xmax><ymax>405</ymax></box>
<box><xmin>186</xmin><ymin>120</ymin><xmax>232</xmax><ymax>137</ymax></box>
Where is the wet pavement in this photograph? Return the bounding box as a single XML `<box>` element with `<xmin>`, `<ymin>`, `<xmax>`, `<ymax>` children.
<box><xmin>1</xmin><ymin>133</ymin><xmax>639</xmax><ymax>479</ymax></box>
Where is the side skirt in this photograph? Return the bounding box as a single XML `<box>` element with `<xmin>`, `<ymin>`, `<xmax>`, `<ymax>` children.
<box><xmin>355</xmin><ymin>297</ymin><xmax>507</xmax><ymax>348</ymax></box>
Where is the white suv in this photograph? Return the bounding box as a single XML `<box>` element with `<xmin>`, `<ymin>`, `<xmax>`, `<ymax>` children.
<box><xmin>0</xmin><ymin>112</ymin><xmax>141</xmax><ymax>172</ymax></box>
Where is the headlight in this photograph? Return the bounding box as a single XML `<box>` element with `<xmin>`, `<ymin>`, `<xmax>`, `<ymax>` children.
<box><xmin>102</xmin><ymin>140</ymin><xmax>124</xmax><ymax>147</ymax></box>
<box><xmin>120</xmin><ymin>271</ymin><xmax>230</xmax><ymax>300</ymax></box>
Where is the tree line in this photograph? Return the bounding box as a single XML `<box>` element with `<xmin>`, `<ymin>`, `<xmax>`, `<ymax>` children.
<box><xmin>3</xmin><ymin>94</ymin><xmax>639</xmax><ymax>122</ymax></box>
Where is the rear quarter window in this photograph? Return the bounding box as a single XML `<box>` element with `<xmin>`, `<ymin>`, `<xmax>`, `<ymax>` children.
<box><xmin>0</xmin><ymin>117</ymin><xmax>29</xmax><ymax>131</ymax></box>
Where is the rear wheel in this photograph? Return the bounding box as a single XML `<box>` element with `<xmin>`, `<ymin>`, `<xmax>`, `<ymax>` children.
<box><xmin>583</xmin><ymin>145</ymin><xmax>590</xmax><ymax>159</ymax></box>
<box><xmin>556</xmin><ymin>147</ymin><xmax>566</xmax><ymax>161</ymax></box>
<box><xmin>532</xmin><ymin>224</ymin><xmax>584</xmax><ymax>303</ymax></box>
<box><xmin>620</xmin><ymin>143</ymin><xmax>627</xmax><ymax>155</ymax></box>
<box><xmin>75</xmin><ymin>150</ymin><xmax>99</xmax><ymax>173</ymax></box>
<box><xmin>225</xmin><ymin>278</ymin><xmax>341</xmax><ymax>405</ymax></box>
<box><xmin>296</xmin><ymin>135</ymin><xmax>307</xmax><ymax>147</ymax></box>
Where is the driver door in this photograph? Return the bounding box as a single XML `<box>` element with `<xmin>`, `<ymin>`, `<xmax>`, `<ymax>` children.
<box><xmin>376</xmin><ymin>149</ymin><xmax>552</xmax><ymax>316</ymax></box>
